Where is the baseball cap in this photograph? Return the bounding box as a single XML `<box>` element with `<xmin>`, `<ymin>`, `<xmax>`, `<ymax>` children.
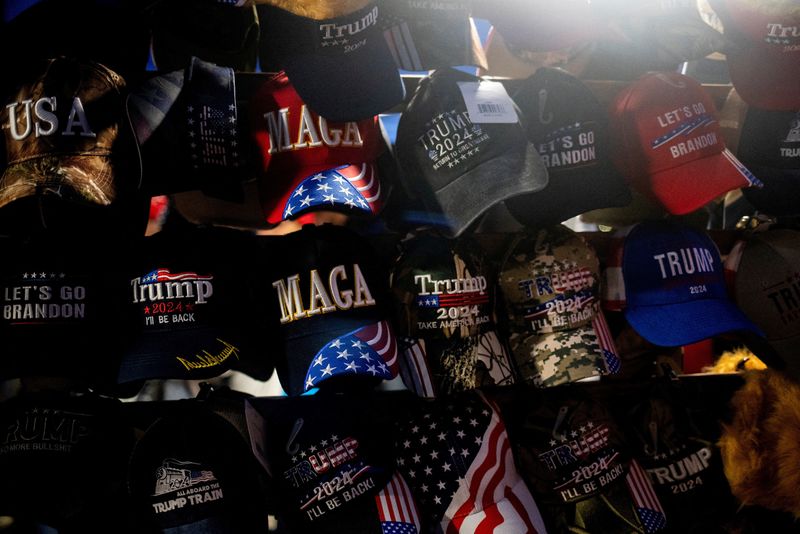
<box><xmin>504</xmin><ymin>67</ymin><xmax>632</xmax><ymax>227</ymax></box>
<box><xmin>117</xmin><ymin>225</ymin><xmax>275</xmax><ymax>385</ymax></box>
<box><xmin>127</xmin><ymin>400</ymin><xmax>269</xmax><ymax>533</ymax></box>
<box><xmin>0</xmin><ymin>390</ymin><xmax>136</xmax><ymax>530</ymax></box>
<box><xmin>0</xmin><ymin>232</ymin><xmax>130</xmax><ymax>386</ymax></box>
<box><xmin>502</xmin><ymin>384</ymin><xmax>667</xmax><ymax>533</ymax></box>
<box><xmin>724</xmin><ymin>227</ymin><xmax>800</xmax><ymax>377</ymax></box>
<box><xmin>257</xmin><ymin>1</ymin><xmax>405</xmax><ymax>122</ymax></box>
<box><xmin>148</xmin><ymin>0</ymin><xmax>260</xmax><ymax>72</ymax></box>
<box><xmin>258</xmin><ymin>223</ymin><xmax>398</xmax><ymax>396</ymax></box>
<box><xmin>609</xmin><ymin>71</ymin><xmax>762</xmax><ymax>215</ymax></box>
<box><xmin>709</xmin><ymin>0</ymin><xmax>800</xmax><ymax>111</ymax></box>
<box><xmin>498</xmin><ymin>225</ymin><xmax>621</xmax><ymax>388</ymax></box>
<box><xmin>380</xmin><ymin>1</ymin><xmax>488</xmax><ymax>71</ymax></box>
<box><xmin>126</xmin><ymin>56</ymin><xmax>249</xmax><ymax>199</ymax></box>
<box><xmin>393</xmin><ymin>389</ymin><xmax>548</xmax><ymax>533</ymax></box>
<box><xmin>249</xmin><ymin>72</ymin><xmax>386</xmax><ymax>225</ymax></box>
<box><xmin>395</xmin><ymin>67</ymin><xmax>549</xmax><ymax>238</ymax></box>
<box><xmin>0</xmin><ymin>56</ymin><xmax>146</xmax><ymax>235</ymax></box>
<box><xmin>736</xmin><ymin>107</ymin><xmax>800</xmax><ymax>217</ymax></box>
<box><xmin>621</xmin><ymin>381</ymin><xmax>739</xmax><ymax>532</ymax></box>
<box><xmin>603</xmin><ymin>219</ymin><xmax>762</xmax><ymax>347</ymax></box>
<box><xmin>244</xmin><ymin>390</ymin><xmax>404</xmax><ymax>533</ymax></box>
<box><xmin>390</xmin><ymin>231</ymin><xmax>518</xmax><ymax>397</ymax></box>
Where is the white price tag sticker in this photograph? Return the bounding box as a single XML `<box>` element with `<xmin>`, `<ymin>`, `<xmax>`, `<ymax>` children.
<box><xmin>457</xmin><ymin>80</ymin><xmax>519</xmax><ymax>124</ymax></box>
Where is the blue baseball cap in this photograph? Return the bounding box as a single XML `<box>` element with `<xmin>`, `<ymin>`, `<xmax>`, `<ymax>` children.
<box><xmin>617</xmin><ymin>220</ymin><xmax>762</xmax><ymax>347</ymax></box>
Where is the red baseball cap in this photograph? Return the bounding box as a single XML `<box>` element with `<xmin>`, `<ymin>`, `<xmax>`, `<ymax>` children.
<box><xmin>609</xmin><ymin>71</ymin><xmax>761</xmax><ymax>215</ymax></box>
<box><xmin>249</xmin><ymin>71</ymin><xmax>384</xmax><ymax>225</ymax></box>
<box><xmin>710</xmin><ymin>0</ymin><xmax>800</xmax><ymax>111</ymax></box>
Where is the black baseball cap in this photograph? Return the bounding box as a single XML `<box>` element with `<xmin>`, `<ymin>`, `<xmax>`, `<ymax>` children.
<box><xmin>258</xmin><ymin>1</ymin><xmax>405</xmax><ymax>122</ymax></box>
<box><xmin>0</xmin><ymin>390</ymin><xmax>137</xmax><ymax>530</ymax></box>
<box><xmin>127</xmin><ymin>399</ymin><xmax>270</xmax><ymax>533</ymax></box>
<box><xmin>244</xmin><ymin>391</ymin><xmax>406</xmax><ymax>533</ymax></box>
<box><xmin>0</xmin><ymin>232</ymin><xmax>130</xmax><ymax>386</ymax></box>
<box><xmin>258</xmin><ymin>223</ymin><xmax>398</xmax><ymax>396</ymax></box>
<box><xmin>504</xmin><ymin>67</ymin><xmax>632</xmax><ymax>227</ymax></box>
<box><xmin>737</xmin><ymin>107</ymin><xmax>800</xmax><ymax>217</ymax></box>
<box><xmin>395</xmin><ymin>67</ymin><xmax>549</xmax><ymax>238</ymax></box>
<box><xmin>117</xmin><ymin>225</ymin><xmax>275</xmax><ymax>385</ymax></box>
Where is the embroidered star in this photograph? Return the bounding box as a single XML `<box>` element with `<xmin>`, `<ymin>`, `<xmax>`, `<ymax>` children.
<box><xmin>359</xmin><ymin>351</ymin><xmax>372</xmax><ymax>361</ymax></box>
<box><xmin>424</xmin><ymin>466</ymin><xmax>433</xmax><ymax>476</ymax></box>
<box><xmin>442</xmin><ymin>462</ymin><xmax>451</xmax><ymax>472</ymax></box>
<box><xmin>299</xmin><ymin>195</ymin><xmax>313</xmax><ymax>207</ymax></box>
<box><xmin>366</xmin><ymin>364</ymin><xmax>378</xmax><ymax>376</ymax></box>
<box><xmin>305</xmin><ymin>376</ymin><xmax>315</xmax><ymax>389</ymax></box>
<box><xmin>284</xmin><ymin>203</ymin><xmax>294</xmax><ymax>217</ymax></box>
<box><xmin>337</xmin><ymin>349</ymin><xmax>351</xmax><ymax>359</ymax></box>
<box><xmin>316</xmin><ymin>183</ymin><xmax>332</xmax><ymax>192</ymax></box>
<box><xmin>351</xmin><ymin>340</ymin><xmax>364</xmax><ymax>349</ymax></box>
<box><xmin>323</xmin><ymin>193</ymin><xmax>337</xmax><ymax>205</ymax></box>
<box><xmin>293</xmin><ymin>185</ymin><xmax>307</xmax><ymax>197</ymax></box>
<box><xmin>320</xmin><ymin>363</ymin><xmax>335</xmax><ymax>377</ymax></box>
<box><xmin>312</xmin><ymin>355</ymin><xmax>326</xmax><ymax>367</ymax></box>
<box><xmin>311</xmin><ymin>174</ymin><xmax>325</xmax><ymax>182</ymax></box>
<box><xmin>330</xmin><ymin>339</ymin><xmax>343</xmax><ymax>349</ymax></box>
<box><xmin>345</xmin><ymin>361</ymin><xmax>359</xmax><ymax>372</ymax></box>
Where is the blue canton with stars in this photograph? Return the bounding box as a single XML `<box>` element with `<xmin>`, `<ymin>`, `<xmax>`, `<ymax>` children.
<box><xmin>394</xmin><ymin>393</ymin><xmax>491</xmax><ymax>523</ymax></box>
<box><xmin>304</xmin><ymin>334</ymin><xmax>393</xmax><ymax>392</ymax></box>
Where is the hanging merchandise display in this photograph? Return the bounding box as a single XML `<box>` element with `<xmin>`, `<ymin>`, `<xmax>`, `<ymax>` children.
<box><xmin>2</xmin><ymin>0</ymin><xmax>800</xmax><ymax>533</ymax></box>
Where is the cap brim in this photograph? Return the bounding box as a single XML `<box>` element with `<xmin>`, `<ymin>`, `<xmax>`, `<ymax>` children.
<box><xmin>741</xmin><ymin>165</ymin><xmax>800</xmax><ymax>217</ymax></box>
<box><xmin>434</xmin><ymin>142</ymin><xmax>549</xmax><ymax>238</ymax></box>
<box><xmin>511</xmin><ymin>312</ymin><xmax>619</xmax><ymax>387</ymax></box>
<box><xmin>0</xmin><ymin>154</ymin><xmax>116</xmax><ymax>210</ymax></box>
<box><xmin>117</xmin><ymin>328</ymin><xmax>270</xmax><ymax>384</ymax></box>
<box><xmin>648</xmin><ymin>148</ymin><xmax>756</xmax><ymax>215</ymax></box>
<box><xmin>265</xmin><ymin>163</ymin><xmax>382</xmax><ymax>224</ymax></box>
<box><xmin>727</xmin><ymin>46</ymin><xmax>800</xmax><ymax>111</ymax></box>
<box><xmin>624</xmin><ymin>297</ymin><xmax>763</xmax><ymax>347</ymax></box>
<box><xmin>279</xmin><ymin>316</ymin><xmax>381</xmax><ymax>396</ymax></box>
<box><xmin>283</xmin><ymin>50</ymin><xmax>405</xmax><ymax>122</ymax></box>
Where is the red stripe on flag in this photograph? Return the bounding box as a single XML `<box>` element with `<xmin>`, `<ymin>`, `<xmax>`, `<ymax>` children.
<box><xmin>627</xmin><ymin>459</ymin><xmax>663</xmax><ymax>513</ymax></box>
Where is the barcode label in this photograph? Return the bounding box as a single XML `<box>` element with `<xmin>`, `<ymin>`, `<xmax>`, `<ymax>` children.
<box><xmin>477</xmin><ymin>103</ymin><xmax>505</xmax><ymax>114</ymax></box>
<box><xmin>457</xmin><ymin>81</ymin><xmax>519</xmax><ymax>124</ymax></box>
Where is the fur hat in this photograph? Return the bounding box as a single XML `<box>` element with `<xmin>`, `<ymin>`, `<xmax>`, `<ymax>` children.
<box><xmin>718</xmin><ymin>369</ymin><xmax>800</xmax><ymax>517</ymax></box>
<box><xmin>703</xmin><ymin>346</ymin><xmax>767</xmax><ymax>374</ymax></box>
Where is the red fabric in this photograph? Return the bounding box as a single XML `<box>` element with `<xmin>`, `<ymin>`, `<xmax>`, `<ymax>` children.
<box><xmin>248</xmin><ymin>71</ymin><xmax>381</xmax><ymax>223</ymax></box>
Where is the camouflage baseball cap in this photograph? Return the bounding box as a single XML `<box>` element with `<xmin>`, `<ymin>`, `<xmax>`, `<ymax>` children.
<box><xmin>498</xmin><ymin>224</ymin><xmax>620</xmax><ymax>387</ymax></box>
<box><xmin>0</xmin><ymin>56</ymin><xmax>142</xmax><ymax>228</ymax></box>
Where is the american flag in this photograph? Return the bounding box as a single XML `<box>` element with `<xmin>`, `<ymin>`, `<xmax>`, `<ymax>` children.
<box><xmin>187</xmin><ymin>100</ymin><xmax>242</xmax><ymax>170</ymax></box>
<box><xmin>593</xmin><ymin>313</ymin><xmax>621</xmax><ymax>375</ymax></box>
<box><xmin>375</xmin><ymin>471</ymin><xmax>421</xmax><ymax>534</ymax></box>
<box><xmin>139</xmin><ymin>268</ymin><xmax>213</xmax><ymax>284</ymax></box>
<box><xmin>382</xmin><ymin>13</ymin><xmax>424</xmax><ymax>71</ymax></box>
<box><xmin>626</xmin><ymin>459</ymin><xmax>667</xmax><ymax>533</ymax></box>
<box><xmin>395</xmin><ymin>391</ymin><xmax>546</xmax><ymax>533</ymax></box>
<box><xmin>415</xmin><ymin>292</ymin><xmax>489</xmax><ymax>308</ymax></box>
<box><xmin>398</xmin><ymin>338</ymin><xmax>437</xmax><ymax>399</ymax></box>
<box><xmin>303</xmin><ymin>320</ymin><xmax>399</xmax><ymax>392</ymax></box>
<box><xmin>282</xmin><ymin>164</ymin><xmax>382</xmax><ymax>221</ymax></box>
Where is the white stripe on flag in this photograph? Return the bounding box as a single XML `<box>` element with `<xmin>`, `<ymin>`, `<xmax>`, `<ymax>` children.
<box><xmin>627</xmin><ymin>459</ymin><xmax>663</xmax><ymax>513</ymax></box>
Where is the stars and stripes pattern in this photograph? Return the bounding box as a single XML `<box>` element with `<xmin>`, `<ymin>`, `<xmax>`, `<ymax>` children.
<box><xmin>382</xmin><ymin>13</ymin><xmax>424</xmax><ymax>71</ymax></box>
<box><xmin>376</xmin><ymin>471</ymin><xmax>421</xmax><ymax>534</ymax></box>
<box><xmin>650</xmin><ymin>114</ymin><xmax>714</xmax><ymax>150</ymax></box>
<box><xmin>626</xmin><ymin>458</ymin><xmax>667</xmax><ymax>533</ymax></box>
<box><xmin>187</xmin><ymin>102</ymin><xmax>241</xmax><ymax>170</ymax></box>
<box><xmin>139</xmin><ymin>268</ymin><xmax>213</xmax><ymax>284</ymax></box>
<box><xmin>721</xmin><ymin>148</ymin><xmax>763</xmax><ymax>187</ymax></box>
<box><xmin>593</xmin><ymin>314</ymin><xmax>621</xmax><ymax>375</ymax></box>
<box><xmin>395</xmin><ymin>391</ymin><xmax>546</xmax><ymax>533</ymax></box>
<box><xmin>282</xmin><ymin>164</ymin><xmax>382</xmax><ymax>221</ymax></box>
<box><xmin>416</xmin><ymin>292</ymin><xmax>489</xmax><ymax>308</ymax></box>
<box><xmin>303</xmin><ymin>320</ymin><xmax>398</xmax><ymax>392</ymax></box>
<box><xmin>398</xmin><ymin>338</ymin><xmax>437</xmax><ymax>399</ymax></box>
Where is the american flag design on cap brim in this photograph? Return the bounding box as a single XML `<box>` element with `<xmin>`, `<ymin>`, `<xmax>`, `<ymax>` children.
<box><xmin>303</xmin><ymin>320</ymin><xmax>398</xmax><ymax>392</ymax></box>
<box><xmin>282</xmin><ymin>164</ymin><xmax>382</xmax><ymax>221</ymax></box>
<box><xmin>375</xmin><ymin>471</ymin><xmax>421</xmax><ymax>534</ymax></box>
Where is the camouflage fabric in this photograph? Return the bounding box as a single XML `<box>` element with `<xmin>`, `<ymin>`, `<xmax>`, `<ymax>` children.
<box><xmin>499</xmin><ymin>224</ymin><xmax>619</xmax><ymax>387</ymax></box>
<box><xmin>0</xmin><ymin>57</ymin><xmax>131</xmax><ymax>210</ymax></box>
